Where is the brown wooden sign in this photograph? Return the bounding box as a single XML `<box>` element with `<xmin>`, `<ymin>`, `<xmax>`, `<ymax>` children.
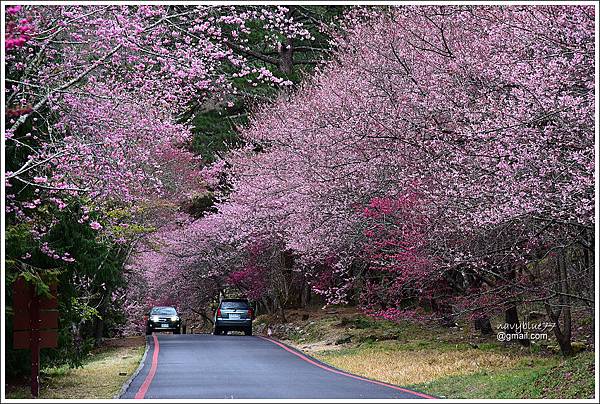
<box><xmin>13</xmin><ymin>308</ymin><xmax>59</xmax><ymax>333</ymax></box>
<box><xmin>12</xmin><ymin>276</ymin><xmax>59</xmax><ymax>397</ymax></box>
<box><xmin>13</xmin><ymin>330</ymin><xmax>59</xmax><ymax>349</ymax></box>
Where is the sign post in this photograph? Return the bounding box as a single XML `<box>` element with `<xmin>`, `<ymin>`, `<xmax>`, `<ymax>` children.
<box><xmin>12</xmin><ymin>277</ymin><xmax>59</xmax><ymax>398</ymax></box>
<box><xmin>30</xmin><ymin>293</ymin><xmax>40</xmax><ymax>397</ymax></box>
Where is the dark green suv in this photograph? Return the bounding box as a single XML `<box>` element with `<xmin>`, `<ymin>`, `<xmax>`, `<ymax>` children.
<box><xmin>213</xmin><ymin>299</ymin><xmax>254</xmax><ymax>336</ymax></box>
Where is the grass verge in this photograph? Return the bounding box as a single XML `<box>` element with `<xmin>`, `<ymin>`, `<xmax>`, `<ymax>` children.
<box><xmin>314</xmin><ymin>342</ymin><xmax>527</xmax><ymax>386</ymax></box>
<box><xmin>263</xmin><ymin>307</ymin><xmax>595</xmax><ymax>399</ymax></box>
<box><xmin>410</xmin><ymin>351</ymin><xmax>595</xmax><ymax>399</ymax></box>
<box><xmin>5</xmin><ymin>336</ymin><xmax>145</xmax><ymax>399</ymax></box>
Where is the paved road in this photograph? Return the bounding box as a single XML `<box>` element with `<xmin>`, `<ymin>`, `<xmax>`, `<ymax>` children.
<box><xmin>120</xmin><ymin>333</ymin><xmax>434</xmax><ymax>399</ymax></box>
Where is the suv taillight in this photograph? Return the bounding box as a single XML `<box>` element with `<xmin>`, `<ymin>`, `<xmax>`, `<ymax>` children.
<box><xmin>217</xmin><ymin>308</ymin><xmax>221</xmax><ymax>317</ymax></box>
<box><xmin>247</xmin><ymin>308</ymin><xmax>253</xmax><ymax>318</ymax></box>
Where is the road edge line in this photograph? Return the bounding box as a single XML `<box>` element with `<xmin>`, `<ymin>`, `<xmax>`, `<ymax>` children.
<box><xmin>115</xmin><ymin>336</ymin><xmax>151</xmax><ymax>399</ymax></box>
<box><xmin>134</xmin><ymin>333</ymin><xmax>160</xmax><ymax>399</ymax></box>
<box><xmin>257</xmin><ymin>335</ymin><xmax>437</xmax><ymax>399</ymax></box>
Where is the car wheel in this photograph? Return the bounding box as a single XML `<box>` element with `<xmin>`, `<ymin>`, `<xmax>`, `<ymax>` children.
<box><xmin>213</xmin><ymin>327</ymin><xmax>221</xmax><ymax>335</ymax></box>
<box><xmin>244</xmin><ymin>327</ymin><xmax>252</xmax><ymax>336</ymax></box>
<box><xmin>174</xmin><ymin>327</ymin><xmax>181</xmax><ymax>334</ymax></box>
<box><xmin>146</xmin><ymin>327</ymin><xmax>152</xmax><ymax>336</ymax></box>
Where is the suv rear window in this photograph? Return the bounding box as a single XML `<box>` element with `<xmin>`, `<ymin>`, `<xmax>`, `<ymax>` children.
<box><xmin>220</xmin><ymin>301</ymin><xmax>249</xmax><ymax>309</ymax></box>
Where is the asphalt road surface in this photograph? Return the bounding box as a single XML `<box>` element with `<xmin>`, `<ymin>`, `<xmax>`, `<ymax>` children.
<box><xmin>120</xmin><ymin>333</ymin><xmax>434</xmax><ymax>399</ymax></box>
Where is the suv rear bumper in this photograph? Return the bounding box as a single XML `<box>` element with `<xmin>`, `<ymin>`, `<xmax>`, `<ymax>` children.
<box><xmin>216</xmin><ymin>319</ymin><xmax>252</xmax><ymax>329</ymax></box>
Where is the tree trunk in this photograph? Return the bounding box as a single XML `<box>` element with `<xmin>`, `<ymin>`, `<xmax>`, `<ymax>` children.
<box><xmin>544</xmin><ymin>251</ymin><xmax>574</xmax><ymax>356</ymax></box>
<box><xmin>301</xmin><ymin>281</ymin><xmax>311</xmax><ymax>308</ymax></box>
<box><xmin>557</xmin><ymin>251</ymin><xmax>573</xmax><ymax>355</ymax></box>
<box><xmin>198</xmin><ymin>311</ymin><xmax>214</xmax><ymax>326</ymax></box>
<box><xmin>504</xmin><ymin>265</ymin><xmax>529</xmax><ymax>347</ymax></box>
<box><xmin>93</xmin><ymin>317</ymin><xmax>104</xmax><ymax>346</ymax></box>
<box><xmin>260</xmin><ymin>296</ymin><xmax>273</xmax><ymax>315</ymax></box>
<box><xmin>474</xmin><ymin>316</ymin><xmax>494</xmax><ymax>335</ymax></box>
<box><xmin>560</xmin><ymin>252</ymin><xmax>573</xmax><ymax>354</ymax></box>
<box><xmin>278</xmin><ymin>36</ymin><xmax>294</xmax><ymax>75</ymax></box>
<box><xmin>94</xmin><ymin>292</ymin><xmax>109</xmax><ymax>346</ymax></box>
<box><xmin>273</xmin><ymin>295</ymin><xmax>287</xmax><ymax>322</ymax></box>
<box><xmin>545</xmin><ymin>301</ymin><xmax>574</xmax><ymax>356</ymax></box>
<box><xmin>505</xmin><ymin>306</ymin><xmax>530</xmax><ymax>346</ymax></box>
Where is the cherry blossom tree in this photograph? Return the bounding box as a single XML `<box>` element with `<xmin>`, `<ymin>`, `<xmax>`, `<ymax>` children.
<box><xmin>5</xmin><ymin>4</ymin><xmax>333</xmax><ymax>260</ymax></box>
<box><xmin>4</xmin><ymin>4</ymin><xmax>336</xmax><ymax>364</ymax></box>
<box><xmin>173</xmin><ymin>5</ymin><xmax>594</xmax><ymax>354</ymax></box>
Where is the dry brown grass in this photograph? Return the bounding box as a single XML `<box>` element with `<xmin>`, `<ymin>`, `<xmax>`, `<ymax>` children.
<box><xmin>315</xmin><ymin>348</ymin><xmax>521</xmax><ymax>386</ymax></box>
<box><xmin>6</xmin><ymin>340</ymin><xmax>145</xmax><ymax>399</ymax></box>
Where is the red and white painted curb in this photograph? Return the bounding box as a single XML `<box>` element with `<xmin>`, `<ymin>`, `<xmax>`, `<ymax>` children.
<box><xmin>134</xmin><ymin>333</ymin><xmax>160</xmax><ymax>399</ymax></box>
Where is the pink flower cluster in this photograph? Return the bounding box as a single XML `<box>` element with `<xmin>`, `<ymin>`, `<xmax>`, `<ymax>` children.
<box><xmin>5</xmin><ymin>6</ymin><xmax>32</xmax><ymax>50</ymax></box>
